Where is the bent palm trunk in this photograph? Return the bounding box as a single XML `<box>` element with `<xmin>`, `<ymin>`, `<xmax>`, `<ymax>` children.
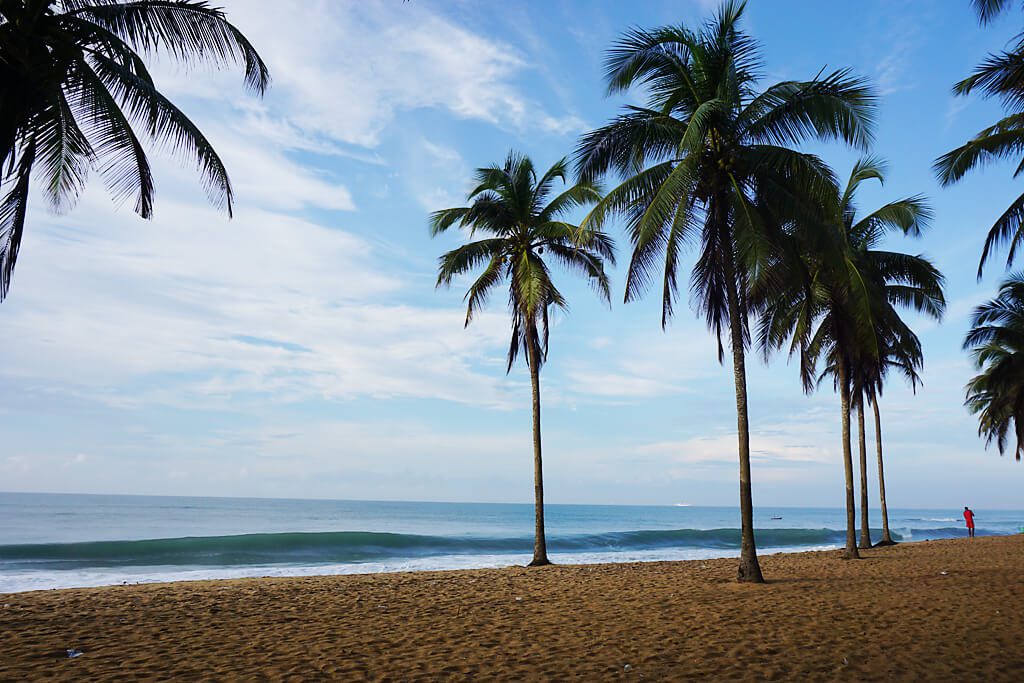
<box><xmin>857</xmin><ymin>401</ymin><xmax>872</xmax><ymax>549</ymax></box>
<box><xmin>838</xmin><ymin>362</ymin><xmax>860</xmax><ymax>559</ymax></box>
<box><xmin>725</xmin><ymin>258</ymin><xmax>764</xmax><ymax>583</ymax></box>
<box><xmin>526</xmin><ymin>336</ymin><xmax>550</xmax><ymax>567</ymax></box>
<box><xmin>873</xmin><ymin>398</ymin><xmax>894</xmax><ymax>545</ymax></box>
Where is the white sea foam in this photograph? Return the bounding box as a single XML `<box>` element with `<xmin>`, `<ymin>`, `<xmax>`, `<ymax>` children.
<box><xmin>0</xmin><ymin>544</ymin><xmax>842</xmax><ymax>594</ymax></box>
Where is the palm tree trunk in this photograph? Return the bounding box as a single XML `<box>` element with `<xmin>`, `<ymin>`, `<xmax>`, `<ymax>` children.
<box><xmin>873</xmin><ymin>398</ymin><xmax>894</xmax><ymax>545</ymax></box>
<box><xmin>857</xmin><ymin>400</ymin><xmax>872</xmax><ymax>549</ymax></box>
<box><xmin>526</xmin><ymin>334</ymin><xmax>550</xmax><ymax>567</ymax></box>
<box><xmin>724</xmin><ymin>257</ymin><xmax>763</xmax><ymax>583</ymax></box>
<box><xmin>838</xmin><ymin>361</ymin><xmax>860</xmax><ymax>559</ymax></box>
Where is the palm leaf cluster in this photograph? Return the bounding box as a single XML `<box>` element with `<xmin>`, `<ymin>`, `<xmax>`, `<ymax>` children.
<box><xmin>758</xmin><ymin>158</ymin><xmax>943</xmax><ymax>392</ymax></box>
<box><xmin>937</xmin><ymin>0</ymin><xmax>1024</xmax><ymax>465</ymax></box>
<box><xmin>935</xmin><ymin>0</ymin><xmax>1024</xmax><ymax>276</ymax></box>
<box><xmin>576</xmin><ymin>3</ymin><xmax>873</xmax><ymax>336</ymax></box>
<box><xmin>0</xmin><ymin>0</ymin><xmax>269</xmax><ymax>300</ymax></box>
<box><xmin>964</xmin><ymin>274</ymin><xmax>1024</xmax><ymax>460</ymax></box>
<box><xmin>432</xmin><ymin>153</ymin><xmax>614</xmax><ymax>373</ymax></box>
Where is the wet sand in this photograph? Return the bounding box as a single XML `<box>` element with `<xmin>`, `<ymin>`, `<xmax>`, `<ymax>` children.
<box><xmin>1</xmin><ymin>535</ymin><xmax>1021</xmax><ymax>681</ymax></box>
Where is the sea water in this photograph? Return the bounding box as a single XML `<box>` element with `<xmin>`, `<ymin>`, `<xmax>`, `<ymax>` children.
<box><xmin>1</xmin><ymin>492</ymin><xmax>1020</xmax><ymax>593</ymax></box>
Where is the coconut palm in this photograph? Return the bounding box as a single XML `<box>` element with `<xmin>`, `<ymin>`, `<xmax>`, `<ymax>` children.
<box><xmin>850</xmin><ymin>306</ymin><xmax>925</xmax><ymax>548</ymax></box>
<box><xmin>574</xmin><ymin>0</ymin><xmax>875</xmax><ymax>581</ymax></box>
<box><xmin>934</xmin><ymin>0</ymin><xmax>1024</xmax><ymax>276</ymax></box>
<box><xmin>864</xmin><ymin>327</ymin><xmax>925</xmax><ymax>545</ymax></box>
<box><xmin>964</xmin><ymin>274</ymin><xmax>1024</xmax><ymax>461</ymax></box>
<box><xmin>431</xmin><ymin>152</ymin><xmax>614</xmax><ymax>566</ymax></box>
<box><xmin>756</xmin><ymin>158</ymin><xmax>945</xmax><ymax>559</ymax></box>
<box><xmin>851</xmin><ymin>374</ymin><xmax>874</xmax><ymax>549</ymax></box>
<box><xmin>0</xmin><ymin>0</ymin><xmax>270</xmax><ymax>301</ymax></box>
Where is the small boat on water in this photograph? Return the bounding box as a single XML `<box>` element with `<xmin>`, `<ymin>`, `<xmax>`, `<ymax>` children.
<box><xmin>770</xmin><ymin>516</ymin><xmax>783</xmax><ymax>520</ymax></box>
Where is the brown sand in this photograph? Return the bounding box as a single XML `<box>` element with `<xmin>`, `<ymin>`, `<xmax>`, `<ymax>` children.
<box><xmin>1</xmin><ymin>535</ymin><xmax>1021</xmax><ymax>681</ymax></box>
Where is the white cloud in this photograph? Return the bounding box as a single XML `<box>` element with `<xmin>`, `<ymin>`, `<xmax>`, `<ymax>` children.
<box><xmin>944</xmin><ymin>96</ymin><xmax>971</xmax><ymax>131</ymax></box>
<box><xmin>405</xmin><ymin>138</ymin><xmax>470</xmax><ymax>212</ymax></box>
<box><xmin>156</xmin><ymin>1</ymin><xmax>571</xmax><ymax>150</ymax></box>
<box><xmin>538</xmin><ymin>113</ymin><xmax>589</xmax><ymax>136</ymax></box>
<box><xmin>564</xmin><ymin>327</ymin><xmax>720</xmax><ymax>400</ymax></box>
<box><xmin>201</xmin><ymin>126</ymin><xmax>357</xmax><ymax>212</ymax></box>
<box><xmin>4</xmin><ymin>162</ymin><xmax>515</xmax><ymax>409</ymax></box>
<box><xmin>637</xmin><ymin>417</ymin><xmax>835</xmax><ymax>468</ymax></box>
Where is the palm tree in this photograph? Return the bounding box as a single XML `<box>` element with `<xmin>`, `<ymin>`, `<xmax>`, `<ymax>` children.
<box><xmin>934</xmin><ymin>0</ymin><xmax>1024</xmax><ymax>277</ymax></box>
<box><xmin>756</xmin><ymin>158</ymin><xmax>945</xmax><ymax>559</ymax></box>
<box><xmin>851</xmin><ymin>377</ymin><xmax>873</xmax><ymax>549</ymax></box>
<box><xmin>964</xmin><ymin>273</ymin><xmax>1024</xmax><ymax>461</ymax></box>
<box><xmin>431</xmin><ymin>152</ymin><xmax>615</xmax><ymax>566</ymax></box>
<box><xmin>866</xmin><ymin>327</ymin><xmax>925</xmax><ymax>545</ymax></box>
<box><xmin>850</xmin><ymin>306</ymin><xmax>925</xmax><ymax>548</ymax></box>
<box><xmin>0</xmin><ymin>0</ymin><xmax>270</xmax><ymax>301</ymax></box>
<box><xmin>574</xmin><ymin>0</ymin><xmax>875</xmax><ymax>581</ymax></box>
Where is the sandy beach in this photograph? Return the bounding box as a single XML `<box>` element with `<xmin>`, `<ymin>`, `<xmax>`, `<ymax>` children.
<box><xmin>2</xmin><ymin>535</ymin><xmax>1021</xmax><ymax>681</ymax></box>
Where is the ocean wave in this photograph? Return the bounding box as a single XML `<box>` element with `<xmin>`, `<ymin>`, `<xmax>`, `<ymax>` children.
<box><xmin>0</xmin><ymin>527</ymin><xmax>920</xmax><ymax>570</ymax></box>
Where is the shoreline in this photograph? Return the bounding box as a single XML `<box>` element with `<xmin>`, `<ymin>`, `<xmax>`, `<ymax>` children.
<box><xmin>3</xmin><ymin>535</ymin><xmax>1022</xmax><ymax>680</ymax></box>
<box><xmin>0</xmin><ymin>542</ymin><xmax>846</xmax><ymax>595</ymax></box>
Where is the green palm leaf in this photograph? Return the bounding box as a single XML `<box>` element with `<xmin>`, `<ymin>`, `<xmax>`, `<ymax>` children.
<box><xmin>0</xmin><ymin>0</ymin><xmax>268</xmax><ymax>301</ymax></box>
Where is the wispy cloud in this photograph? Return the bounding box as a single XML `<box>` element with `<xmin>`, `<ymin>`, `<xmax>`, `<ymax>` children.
<box><xmin>564</xmin><ymin>327</ymin><xmax>719</xmax><ymax>401</ymax></box>
<box><xmin>157</xmin><ymin>1</ymin><xmax>576</xmax><ymax>150</ymax></box>
<box><xmin>5</xmin><ymin>152</ymin><xmax>516</xmax><ymax>411</ymax></box>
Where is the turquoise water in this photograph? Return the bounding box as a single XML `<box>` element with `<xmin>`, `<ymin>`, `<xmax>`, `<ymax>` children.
<box><xmin>1</xmin><ymin>492</ymin><xmax>1020</xmax><ymax>593</ymax></box>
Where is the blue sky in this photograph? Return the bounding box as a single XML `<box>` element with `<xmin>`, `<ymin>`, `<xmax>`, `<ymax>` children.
<box><xmin>2</xmin><ymin>0</ymin><xmax>1022</xmax><ymax>508</ymax></box>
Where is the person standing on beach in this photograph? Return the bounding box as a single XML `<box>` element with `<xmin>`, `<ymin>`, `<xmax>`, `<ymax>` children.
<box><xmin>963</xmin><ymin>507</ymin><xmax>976</xmax><ymax>538</ymax></box>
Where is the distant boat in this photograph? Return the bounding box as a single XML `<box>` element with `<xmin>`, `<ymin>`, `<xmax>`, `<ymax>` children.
<box><xmin>674</xmin><ymin>503</ymin><xmax>691</xmax><ymax>507</ymax></box>
<box><xmin>771</xmin><ymin>516</ymin><xmax>783</xmax><ymax>520</ymax></box>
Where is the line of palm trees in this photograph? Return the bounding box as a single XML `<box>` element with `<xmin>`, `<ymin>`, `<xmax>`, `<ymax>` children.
<box><xmin>2</xmin><ymin>2</ymin><xmax>1020</xmax><ymax>584</ymax></box>
<box><xmin>434</xmin><ymin>0</ymin><xmax>1023</xmax><ymax>579</ymax></box>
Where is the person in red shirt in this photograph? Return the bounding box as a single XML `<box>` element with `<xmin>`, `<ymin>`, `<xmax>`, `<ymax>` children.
<box><xmin>963</xmin><ymin>506</ymin><xmax>976</xmax><ymax>538</ymax></box>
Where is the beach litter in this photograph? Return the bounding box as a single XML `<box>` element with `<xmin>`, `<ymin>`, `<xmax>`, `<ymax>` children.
<box><xmin>623</xmin><ymin>664</ymin><xmax>633</xmax><ymax>673</ymax></box>
<box><xmin>65</xmin><ymin>649</ymin><xmax>84</xmax><ymax>659</ymax></box>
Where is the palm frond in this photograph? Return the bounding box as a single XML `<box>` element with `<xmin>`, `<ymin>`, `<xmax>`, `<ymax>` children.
<box><xmin>854</xmin><ymin>196</ymin><xmax>933</xmax><ymax>240</ymax></box>
<box><xmin>934</xmin><ymin>114</ymin><xmax>1024</xmax><ymax>185</ymax></box>
<box><xmin>72</xmin><ymin>0</ymin><xmax>270</xmax><ymax>94</ymax></box>
<box><xmin>971</xmin><ymin>0</ymin><xmax>1014</xmax><ymax>24</ymax></box>
<box><xmin>978</xmin><ymin>189</ymin><xmax>1024</xmax><ymax>277</ymax></box>
<box><xmin>840</xmin><ymin>155</ymin><xmax>886</xmax><ymax>209</ymax></box>
<box><xmin>436</xmin><ymin>238</ymin><xmax>505</xmax><ymax>288</ymax></box>
<box><xmin>34</xmin><ymin>84</ymin><xmax>95</xmax><ymax>213</ymax></box>
<box><xmin>84</xmin><ymin>53</ymin><xmax>233</xmax><ymax>214</ymax></box>
<box><xmin>0</xmin><ymin>139</ymin><xmax>35</xmax><ymax>302</ymax></box>
<box><xmin>743</xmin><ymin>69</ymin><xmax>876</xmax><ymax>150</ymax></box>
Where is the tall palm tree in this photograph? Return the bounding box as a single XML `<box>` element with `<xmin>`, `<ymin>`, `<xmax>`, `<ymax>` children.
<box><xmin>0</xmin><ymin>0</ymin><xmax>270</xmax><ymax>301</ymax></box>
<box><xmin>850</xmin><ymin>305</ymin><xmax>925</xmax><ymax>548</ymax></box>
<box><xmin>574</xmin><ymin>0</ymin><xmax>875</xmax><ymax>582</ymax></box>
<box><xmin>964</xmin><ymin>273</ymin><xmax>1024</xmax><ymax>461</ymax></box>
<box><xmin>851</xmin><ymin>378</ymin><xmax>873</xmax><ymax>549</ymax></box>
<box><xmin>934</xmin><ymin>0</ymin><xmax>1024</xmax><ymax>277</ymax></box>
<box><xmin>431</xmin><ymin>152</ymin><xmax>615</xmax><ymax>566</ymax></box>
<box><xmin>866</xmin><ymin>327</ymin><xmax>925</xmax><ymax>545</ymax></box>
<box><xmin>756</xmin><ymin>158</ymin><xmax>945</xmax><ymax>559</ymax></box>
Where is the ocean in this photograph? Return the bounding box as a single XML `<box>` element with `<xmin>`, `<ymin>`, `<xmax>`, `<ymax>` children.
<box><xmin>1</xmin><ymin>492</ymin><xmax>1020</xmax><ymax>594</ymax></box>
